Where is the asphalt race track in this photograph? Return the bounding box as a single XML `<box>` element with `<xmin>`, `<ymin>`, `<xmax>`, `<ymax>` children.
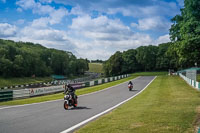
<box><xmin>0</xmin><ymin>76</ymin><xmax>155</xmax><ymax>133</ymax></box>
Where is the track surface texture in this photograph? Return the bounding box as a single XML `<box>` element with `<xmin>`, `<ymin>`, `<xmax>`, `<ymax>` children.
<box><xmin>0</xmin><ymin>76</ymin><xmax>155</xmax><ymax>133</ymax></box>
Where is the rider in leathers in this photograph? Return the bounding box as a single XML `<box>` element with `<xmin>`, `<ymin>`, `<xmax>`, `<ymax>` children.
<box><xmin>64</xmin><ymin>84</ymin><xmax>77</xmax><ymax>102</ymax></box>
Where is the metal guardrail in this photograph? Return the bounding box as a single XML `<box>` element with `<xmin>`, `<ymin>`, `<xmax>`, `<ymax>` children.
<box><xmin>179</xmin><ymin>73</ymin><xmax>200</xmax><ymax>90</ymax></box>
<box><xmin>0</xmin><ymin>90</ymin><xmax>13</xmax><ymax>102</ymax></box>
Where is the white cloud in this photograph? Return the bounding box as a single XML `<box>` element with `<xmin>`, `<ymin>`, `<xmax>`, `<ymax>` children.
<box><xmin>16</xmin><ymin>0</ymin><xmax>36</xmax><ymax>10</ymax></box>
<box><xmin>16</xmin><ymin>19</ymin><xmax>25</xmax><ymax>25</ymax></box>
<box><xmin>155</xmin><ymin>34</ymin><xmax>170</xmax><ymax>45</ymax></box>
<box><xmin>39</xmin><ymin>0</ymin><xmax>52</xmax><ymax>3</ymax></box>
<box><xmin>69</xmin><ymin>6</ymin><xmax>86</xmax><ymax>16</ymax></box>
<box><xmin>0</xmin><ymin>23</ymin><xmax>17</xmax><ymax>37</ymax></box>
<box><xmin>17</xmin><ymin>8</ymin><xmax>23</xmax><ymax>12</ymax></box>
<box><xmin>31</xmin><ymin>17</ymin><xmax>49</xmax><ymax>28</ymax></box>
<box><xmin>176</xmin><ymin>0</ymin><xmax>184</xmax><ymax>7</ymax></box>
<box><xmin>6</xmin><ymin>0</ymin><xmax>178</xmax><ymax>60</ymax></box>
<box><xmin>68</xmin><ymin>15</ymin><xmax>155</xmax><ymax>59</ymax></box>
<box><xmin>49</xmin><ymin>8</ymin><xmax>68</xmax><ymax>25</ymax></box>
<box><xmin>16</xmin><ymin>0</ymin><xmax>68</xmax><ymax>25</ymax></box>
<box><xmin>131</xmin><ymin>16</ymin><xmax>171</xmax><ymax>32</ymax></box>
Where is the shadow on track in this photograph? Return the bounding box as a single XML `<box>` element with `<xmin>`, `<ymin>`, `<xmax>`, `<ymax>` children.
<box><xmin>69</xmin><ymin>106</ymin><xmax>91</xmax><ymax>110</ymax></box>
<box><xmin>129</xmin><ymin>89</ymin><xmax>138</xmax><ymax>92</ymax></box>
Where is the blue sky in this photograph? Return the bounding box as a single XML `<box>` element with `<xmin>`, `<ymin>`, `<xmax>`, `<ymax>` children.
<box><xmin>0</xmin><ymin>0</ymin><xmax>183</xmax><ymax>60</ymax></box>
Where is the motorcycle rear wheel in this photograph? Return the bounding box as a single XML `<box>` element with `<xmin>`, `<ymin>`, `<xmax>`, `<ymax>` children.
<box><xmin>64</xmin><ymin>101</ymin><xmax>69</xmax><ymax>110</ymax></box>
<box><xmin>73</xmin><ymin>99</ymin><xmax>78</xmax><ymax>107</ymax></box>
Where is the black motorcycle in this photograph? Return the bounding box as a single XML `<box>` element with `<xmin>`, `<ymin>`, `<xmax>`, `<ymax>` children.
<box><xmin>64</xmin><ymin>93</ymin><xmax>78</xmax><ymax>110</ymax></box>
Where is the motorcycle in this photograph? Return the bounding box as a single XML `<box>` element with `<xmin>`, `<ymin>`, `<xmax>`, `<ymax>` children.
<box><xmin>128</xmin><ymin>84</ymin><xmax>133</xmax><ymax>91</ymax></box>
<box><xmin>64</xmin><ymin>93</ymin><xmax>78</xmax><ymax>110</ymax></box>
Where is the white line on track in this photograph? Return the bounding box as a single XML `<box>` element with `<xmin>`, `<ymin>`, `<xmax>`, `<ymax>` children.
<box><xmin>60</xmin><ymin>76</ymin><xmax>157</xmax><ymax>133</ymax></box>
<box><xmin>0</xmin><ymin>76</ymin><xmax>141</xmax><ymax>110</ymax></box>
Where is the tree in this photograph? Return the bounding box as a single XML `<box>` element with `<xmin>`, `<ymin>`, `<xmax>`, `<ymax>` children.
<box><xmin>136</xmin><ymin>45</ymin><xmax>158</xmax><ymax>71</ymax></box>
<box><xmin>0</xmin><ymin>39</ymin><xmax>89</xmax><ymax>77</ymax></box>
<box><xmin>103</xmin><ymin>51</ymin><xmax>124</xmax><ymax>76</ymax></box>
<box><xmin>156</xmin><ymin>43</ymin><xmax>171</xmax><ymax>70</ymax></box>
<box><xmin>122</xmin><ymin>49</ymin><xmax>139</xmax><ymax>73</ymax></box>
<box><xmin>169</xmin><ymin>0</ymin><xmax>200</xmax><ymax>68</ymax></box>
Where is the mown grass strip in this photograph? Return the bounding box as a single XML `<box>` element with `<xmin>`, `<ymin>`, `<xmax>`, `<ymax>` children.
<box><xmin>0</xmin><ymin>75</ymin><xmax>137</xmax><ymax>106</ymax></box>
<box><xmin>75</xmin><ymin>76</ymin><xmax>200</xmax><ymax>133</ymax></box>
<box><xmin>197</xmin><ymin>74</ymin><xmax>200</xmax><ymax>82</ymax></box>
<box><xmin>0</xmin><ymin>77</ymin><xmax>52</xmax><ymax>88</ymax></box>
<box><xmin>132</xmin><ymin>71</ymin><xmax>168</xmax><ymax>76</ymax></box>
<box><xmin>88</xmin><ymin>63</ymin><xmax>103</xmax><ymax>73</ymax></box>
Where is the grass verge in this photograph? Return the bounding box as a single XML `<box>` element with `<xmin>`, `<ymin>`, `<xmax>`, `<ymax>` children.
<box><xmin>0</xmin><ymin>77</ymin><xmax>52</xmax><ymax>88</ymax></box>
<box><xmin>75</xmin><ymin>75</ymin><xmax>200</xmax><ymax>133</ymax></box>
<box><xmin>0</xmin><ymin>75</ymin><xmax>137</xmax><ymax>106</ymax></box>
<box><xmin>132</xmin><ymin>71</ymin><xmax>168</xmax><ymax>76</ymax></box>
<box><xmin>197</xmin><ymin>74</ymin><xmax>200</xmax><ymax>82</ymax></box>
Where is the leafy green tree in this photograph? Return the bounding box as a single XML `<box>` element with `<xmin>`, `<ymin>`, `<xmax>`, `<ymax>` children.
<box><xmin>136</xmin><ymin>45</ymin><xmax>158</xmax><ymax>71</ymax></box>
<box><xmin>169</xmin><ymin>0</ymin><xmax>200</xmax><ymax>68</ymax></box>
<box><xmin>156</xmin><ymin>43</ymin><xmax>171</xmax><ymax>70</ymax></box>
<box><xmin>122</xmin><ymin>49</ymin><xmax>139</xmax><ymax>73</ymax></box>
<box><xmin>0</xmin><ymin>39</ymin><xmax>89</xmax><ymax>77</ymax></box>
<box><xmin>103</xmin><ymin>51</ymin><xmax>124</xmax><ymax>76</ymax></box>
<box><xmin>0</xmin><ymin>57</ymin><xmax>13</xmax><ymax>77</ymax></box>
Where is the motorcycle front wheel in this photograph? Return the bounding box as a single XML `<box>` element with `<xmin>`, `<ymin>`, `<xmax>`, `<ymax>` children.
<box><xmin>64</xmin><ymin>101</ymin><xmax>69</xmax><ymax>110</ymax></box>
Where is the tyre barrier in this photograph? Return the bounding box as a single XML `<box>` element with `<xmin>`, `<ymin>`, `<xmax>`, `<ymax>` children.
<box><xmin>0</xmin><ymin>90</ymin><xmax>13</xmax><ymax>102</ymax></box>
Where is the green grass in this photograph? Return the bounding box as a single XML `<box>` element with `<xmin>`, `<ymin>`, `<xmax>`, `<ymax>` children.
<box><xmin>0</xmin><ymin>75</ymin><xmax>138</xmax><ymax>106</ymax></box>
<box><xmin>132</xmin><ymin>71</ymin><xmax>168</xmax><ymax>76</ymax></box>
<box><xmin>75</xmin><ymin>76</ymin><xmax>200</xmax><ymax>133</ymax></box>
<box><xmin>0</xmin><ymin>77</ymin><xmax>53</xmax><ymax>88</ymax></box>
<box><xmin>89</xmin><ymin>63</ymin><xmax>103</xmax><ymax>73</ymax></box>
<box><xmin>197</xmin><ymin>74</ymin><xmax>200</xmax><ymax>82</ymax></box>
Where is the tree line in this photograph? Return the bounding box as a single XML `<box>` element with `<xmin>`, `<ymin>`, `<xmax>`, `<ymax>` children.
<box><xmin>0</xmin><ymin>39</ymin><xmax>89</xmax><ymax>77</ymax></box>
<box><xmin>103</xmin><ymin>0</ymin><xmax>200</xmax><ymax>76</ymax></box>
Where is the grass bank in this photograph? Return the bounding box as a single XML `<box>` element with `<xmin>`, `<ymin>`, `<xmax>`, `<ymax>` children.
<box><xmin>88</xmin><ymin>63</ymin><xmax>103</xmax><ymax>73</ymax></box>
<box><xmin>0</xmin><ymin>75</ymin><xmax>137</xmax><ymax>106</ymax></box>
<box><xmin>0</xmin><ymin>77</ymin><xmax>52</xmax><ymax>88</ymax></box>
<box><xmin>132</xmin><ymin>71</ymin><xmax>168</xmax><ymax>76</ymax></box>
<box><xmin>75</xmin><ymin>75</ymin><xmax>200</xmax><ymax>133</ymax></box>
<box><xmin>197</xmin><ymin>74</ymin><xmax>200</xmax><ymax>82</ymax></box>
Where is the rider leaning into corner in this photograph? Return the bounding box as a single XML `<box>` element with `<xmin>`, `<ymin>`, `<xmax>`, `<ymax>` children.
<box><xmin>64</xmin><ymin>84</ymin><xmax>77</xmax><ymax>101</ymax></box>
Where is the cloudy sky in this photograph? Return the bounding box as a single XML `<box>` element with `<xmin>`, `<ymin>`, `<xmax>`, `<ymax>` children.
<box><xmin>0</xmin><ymin>0</ymin><xmax>183</xmax><ymax>60</ymax></box>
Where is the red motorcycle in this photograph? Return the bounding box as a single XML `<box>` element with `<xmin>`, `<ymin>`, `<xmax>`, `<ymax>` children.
<box><xmin>128</xmin><ymin>84</ymin><xmax>133</xmax><ymax>91</ymax></box>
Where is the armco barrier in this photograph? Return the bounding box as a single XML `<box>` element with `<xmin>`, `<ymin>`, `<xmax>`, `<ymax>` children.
<box><xmin>13</xmin><ymin>89</ymin><xmax>29</xmax><ymax>99</ymax></box>
<box><xmin>29</xmin><ymin>85</ymin><xmax>64</xmax><ymax>96</ymax></box>
<box><xmin>90</xmin><ymin>81</ymin><xmax>94</xmax><ymax>86</ymax></box>
<box><xmin>179</xmin><ymin>73</ymin><xmax>200</xmax><ymax>90</ymax></box>
<box><xmin>85</xmin><ymin>82</ymin><xmax>90</xmax><ymax>87</ymax></box>
<box><xmin>98</xmin><ymin>79</ymin><xmax>102</xmax><ymax>84</ymax></box>
<box><xmin>0</xmin><ymin>90</ymin><xmax>13</xmax><ymax>102</ymax></box>
<box><xmin>94</xmin><ymin>80</ymin><xmax>98</xmax><ymax>85</ymax></box>
<box><xmin>108</xmin><ymin>77</ymin><xmax>110</xmax><ymax>82</ymax></box>
<box><xmin>105</xmin><ymin>78</ymin><xmax>108</xmax><ymax>83</ymax></box>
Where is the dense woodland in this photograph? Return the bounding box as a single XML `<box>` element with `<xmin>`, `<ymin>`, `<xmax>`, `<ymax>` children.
<box><xmin>104</xmin><ymin>0</ymin><xmax>200</xmax><ymax>76</ymax></box>
<box><xmin>0</xmin><ymin>39</ymin><xmax>89</xmax><ymax>77</ymax></box>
